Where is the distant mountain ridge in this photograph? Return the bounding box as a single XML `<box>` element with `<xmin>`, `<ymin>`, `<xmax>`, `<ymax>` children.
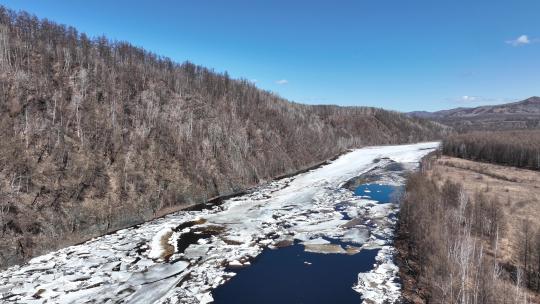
<box><xmin>409</xmin><ymin>97</ymin><xmax>540</xmax><ymax>131</ymax></box>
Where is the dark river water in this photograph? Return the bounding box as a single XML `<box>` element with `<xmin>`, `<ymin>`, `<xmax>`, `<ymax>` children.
<box><xmin>212</xmin><ymin>243</ymin><xmax>379</xmax><ymax>304</ymax></box>
<box><xmin>212</xmin><ymin>183</ymin><xmax>396</xmax><ymax>303</ymax></box>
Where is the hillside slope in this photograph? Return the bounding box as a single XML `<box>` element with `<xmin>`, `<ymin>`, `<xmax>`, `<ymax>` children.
<box><xmin>409</xmin><ymin>97</ymin><xmax>540</xmax><ymax>131</ymax></box>
<box><xmin>0</xmin><ymin>7</ymin><xmax>445</xmax><ymax>267</ymax></box>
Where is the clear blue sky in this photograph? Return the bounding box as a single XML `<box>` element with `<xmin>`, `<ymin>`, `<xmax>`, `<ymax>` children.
<box><xmin>1</xmin><ymin>0</ymin><xmax>539</xmax><ymax>112</ymax></box>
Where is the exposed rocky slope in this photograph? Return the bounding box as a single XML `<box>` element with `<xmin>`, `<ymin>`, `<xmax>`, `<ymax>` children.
<box><xmin>0</xmin><ymin>6</ymin><xmax>445</xmax><ymax>268</ymax></box>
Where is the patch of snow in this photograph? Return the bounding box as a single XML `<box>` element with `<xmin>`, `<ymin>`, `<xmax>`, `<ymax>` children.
<box><xmin>228</xmin><ymin>260</ymin><xmax>243</xmax><ymax>267</ymax></box>
<box><xmin>301</xmin><ymin>237</ymin><xmax>331</xmax><ymax>245</ymax></box>
<box><xmin>342</xmin><ymin>227</ymin><xmax>370</xmax><ymax>244</ymax></box>
<box><xmin>148</xmin><ymin>227</ymin><xmax>173</xmax><ymax>260</ymax></box>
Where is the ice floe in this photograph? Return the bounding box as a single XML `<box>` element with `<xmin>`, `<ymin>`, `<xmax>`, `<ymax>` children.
<box><xmin>354</xmin><ymin>246</ymin><xmax>402</xmax><ymax>304</ymax></box>
<box><xmin>0</xmin><ymin>142</ymin><xmax>438</xmax><ymax>304</ymax></box>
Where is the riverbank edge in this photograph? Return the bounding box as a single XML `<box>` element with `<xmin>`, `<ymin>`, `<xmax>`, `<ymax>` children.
<box><xmin>394</xmin><ymin>151</ymin><xmax>439</xmax><ymax>304</ymax></box>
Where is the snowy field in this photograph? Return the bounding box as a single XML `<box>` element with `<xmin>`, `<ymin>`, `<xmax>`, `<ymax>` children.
<box><xmin>0</xmin><ymin>142</ymin><xmax>438</xmax><ymax>304</ymax></box>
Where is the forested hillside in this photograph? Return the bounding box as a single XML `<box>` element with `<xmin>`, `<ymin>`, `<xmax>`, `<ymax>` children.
<box><xmin>0</xmin><ymin>7</ymin><xmax>445</xmax><ymax>267</ymax></box>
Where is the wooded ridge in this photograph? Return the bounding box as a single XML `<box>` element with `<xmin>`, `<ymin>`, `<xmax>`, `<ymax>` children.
<box><xmin>0</xmin><ymin>6</ymin><xmax>445</xmax><ymax>268</ymax></box>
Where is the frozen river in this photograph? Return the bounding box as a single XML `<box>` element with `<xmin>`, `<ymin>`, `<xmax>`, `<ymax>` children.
<box><xmin>0</xmin><ymin>142</ymin><xmax>438</xmax><ymax>304</ymax></box>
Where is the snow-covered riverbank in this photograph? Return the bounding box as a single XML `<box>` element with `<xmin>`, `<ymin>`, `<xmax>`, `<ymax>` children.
<box><xmin>0</xmin><ymin>142</ymin><xmax>438</xmax><ymax>304</ymax></box>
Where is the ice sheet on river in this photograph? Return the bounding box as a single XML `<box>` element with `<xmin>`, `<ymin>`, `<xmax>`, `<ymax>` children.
<box><xmin>0</xmin><ymin>142</ymin><xmax>438</xmax><ymax>304</ymax></box>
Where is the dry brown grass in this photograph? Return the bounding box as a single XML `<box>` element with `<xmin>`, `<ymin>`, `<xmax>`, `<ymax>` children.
<box><xmin>427</xmin><ymin>156</ymin><xmax>540</xmax><ymax>303</ymax></box>
<box><xmin>159</xmin><ymin>231</ymin><xmax>175</xmax><ymax>261</ymax></box>
<box><xmin>397</xmin><ymin>155</ymin><xmax>540</xmax><ymax>303</ymax></box>
<box><xmin>429</xmin><ymin>156</ymin><xmax>540</xmax><ymax>264</ymax></box>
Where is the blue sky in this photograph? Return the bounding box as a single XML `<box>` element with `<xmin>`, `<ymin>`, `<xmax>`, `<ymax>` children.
<box><xmin>1</xmin><ymin>0</ymin><xmax>539</xmax><ymax>112</ymax></box>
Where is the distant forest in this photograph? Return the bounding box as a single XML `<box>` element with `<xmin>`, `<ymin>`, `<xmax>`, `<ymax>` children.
<box><xmin>0</xmin><ymin>6</ymin><xmax>445</xmax><ymax>267</ymax></box>
<box><xmin>442</xmin><ymin>131</ymin><xmax>540</xmax><ymax>170</ymax></box>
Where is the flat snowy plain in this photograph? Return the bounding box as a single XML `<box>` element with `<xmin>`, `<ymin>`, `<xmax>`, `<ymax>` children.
<box><xmin>0</xmin><ymin>142</ymin><xmax>439</xmax><ymax>304</ymax></box>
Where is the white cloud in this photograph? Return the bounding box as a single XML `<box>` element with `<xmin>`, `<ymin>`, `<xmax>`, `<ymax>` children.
<box><xmin>250</xmin><ymin>79</ymin><xmax>258</xmax><ymax>83</ymax></box>
<box><xmin>448</xmin><ymin>95</ymin><xmax>486</xmax><ymax>104</ymax></box>
<box><xmin>275</xmin><ymin>79</ymin><xmax>288</xmax><ymax>85</ymax></box>
<box><xmin>460</xmin><ymin>95</ymin><xmax>479</xmax><ymax>102</ymax></box>
<box><xmin>506</xmin><ymin>34</ymin><xmax>531</xmax><ymax>46</ymax></box>
<box><xmin>450</xmin><ymin>95</ymin><xmax>518</xmax><ymax>105</ymax></box>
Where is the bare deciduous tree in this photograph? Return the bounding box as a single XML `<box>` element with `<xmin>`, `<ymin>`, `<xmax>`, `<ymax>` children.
<box><xmin>0</xmin><ymin>5</ymin><xmax>446</xmax><ymax>267</ymax></box>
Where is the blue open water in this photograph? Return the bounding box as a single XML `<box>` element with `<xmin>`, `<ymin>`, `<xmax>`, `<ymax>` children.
<box><xmin>212</xmin><ymin>243</ymin><xmax>378</xmax><ymax>303</ymax></box>
<box><xmin>354</xmin><ymin>183</ymin><xmax>401</xmax><ymax>203</ymax></box>
<box><xmin>213</xmin><ymin>183</ymin><xmax>399</xmax><ymax>303</ymax></box>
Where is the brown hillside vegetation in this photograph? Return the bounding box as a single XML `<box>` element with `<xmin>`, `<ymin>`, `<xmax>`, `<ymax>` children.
<box><xmin>397</xmin><ymin>154</ymin><xmax>540</xmax><ymax>304</ymax></box>
<box><xmin>442</xmin><ymin>130</ymin><xmax>540</xmax><ymax>170</ymax></box>
<box><xmin>0</xmin><ymin>7</ymin><xmax>446</xmax><ymax>268</ymax></box>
